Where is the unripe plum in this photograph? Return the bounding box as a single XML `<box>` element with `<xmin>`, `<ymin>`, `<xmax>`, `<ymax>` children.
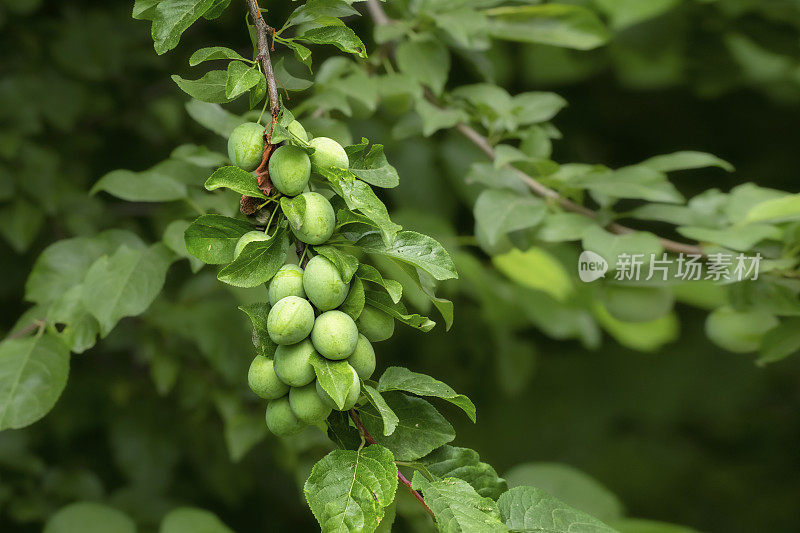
<box><xmin>288</xmin><ymin>120</ymin><xmax>308</xmax><ymax>142</ymax></box>
<box><xmin>248</xmin><ymin>355</ymin><xmax>289</xmax><ymax>400</ymax></box>
<box><xmin>266</xmin><ymin>396</ymin><xmax>305</xmax><ymax>436</ymax></box>
<box><xmin>268</xmin><ymin>145</ymin><xmax>311</xmax><ymax>196</ymax></box>
<box><xmin>316</xmin><ymin>364</ymin><xmax>360</xmax><ymax>411</ymax></box>
<box><xmin>288</xmin><ymin>192</ymin><xmax>335</xmax><ymax>245</ymax></box>
<box><xmin>268</xmin><ymin>264</ymin><xmax>306</xmax><ymax>305</ymax></box>
<box><xmin>267</xmin><ymin>296</ymin><xmax>314</xmax><ymax>345</ymax></box>
<box><xmin>289</xmin><ymin>381</ymin><xmax>332</xmax><ymax>423</ymax></box>
<box><xmin>308</xmin><ymin>136</ymin><xmax>349</xmax><ymax>171</ymax></box>
<box><xmin>356</xmin><ymin>305</ymin><xmax>394</xmax><ymax>342</ymax></box>
<box><xmin>234</xmin><ymin>231</ymin><xmax>271</xmax><ymax>259</ymax></box>
<box><xmin>228</xmin><ymin>122</ymin><xmax>265</xmax><ymax>171</ymax></box>
<box><xmin>311</xmin><ymin>310</ymin><xmax>359</xmax><ymax>360</ymax></box>
<box><xmin>273</xmin><ymin>339</ymin><xmax>321</xmax><ymax>387</ymax></box>
<box><xmin>347</xmin><ymin>334</ymin><xmax>376</xmax><ymax>380</ymax></box>
<box><xmin>303</xmin><ymin>255</ymin><xmax>349</xmax><ymax>311</ymax></box>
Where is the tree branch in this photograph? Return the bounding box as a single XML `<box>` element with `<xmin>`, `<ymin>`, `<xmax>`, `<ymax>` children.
<box><xmin>349</xmin><ymin>409</ymin><xmax>435</xmax><ymax>518</ymax></box>
<box><xmin>246</xmin><ymin>0</ymin><xmax>280</xmax><ymax>120</ymax></box>
<box><xmin>364</xmin><ymin>0</ymin><xmax>705</xmax><ymax>257</ymax></box>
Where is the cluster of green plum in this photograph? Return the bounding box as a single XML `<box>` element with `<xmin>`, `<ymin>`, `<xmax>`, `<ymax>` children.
<box><xmin>226</xmin><ymin>120</ymin><xmax>396</xmax><ymax>436</ymax></box>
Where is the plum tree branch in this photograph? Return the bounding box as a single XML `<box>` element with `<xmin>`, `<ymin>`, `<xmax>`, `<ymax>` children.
<box><xmin>245</xmin><ymin>0</ymin><xmax>280</xmax><ymax>120</ymax></box>
<box><xmin>364</xmin><ymin>0</ymin><xmax>705</xmax><ymax>257</ymax></box>
<box><xmin>349</xmin><ymin>409</ymin><xmax>435</xmax><ymax>518</ymax></box>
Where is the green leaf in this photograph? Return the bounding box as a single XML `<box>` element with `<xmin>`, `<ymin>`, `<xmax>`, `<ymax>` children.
<box><xmin>581</xmin><ymin>227</ymin><xmax>663</xmax><ymax>271</ymax></box>
<box><xmin>411</xmin><ymin>472</ymin><xmax>507</xmax><ymax>533</ymax></box>
<box><xmin>504</xmin><ymin>463</ymin><xmax>624</xmax><ymax>523</ymax></box>
<box><xmin>314</xmin><ymin>245</ymin><xmax>359</xmax><ymax>283</ymax></box>
<box><xmin>91</xmin><ymin>166</ymin><xmax>188</xmax><ymax>202</ymax></box>
<box><xmin>0</xmin><ymin>200</ymin><xmax>44</xmax><ymax>253</ymax></box>
<box><xmin>486</xmin><ymin>4</ymin><xmax>609</xmax><ymax>50</ymax></box>
<box><xmin>640</xmin><ymin>151</ymin><xmax>734</xmax><ymax>173</ymax></box>
<box><xmin>512</xmin><ymin>92</ymin><xmax>568</xmax><ymax>126</ymax></box>
<box><xmin>358</xmin><ymin>231</ymin><xmax>458</xmax><ymax>281</ymax></box>
<box><xmin>189</xmin><ymin>46</ymin><xmax>247</xmax><ymax>66</ymax></box>
<box><xmin>300</xmin><ymin>26</ymin><xmax>367</xmax><ymax>58</ymax></box>
<box><xmin>743</xmin><ymin>193</ymin><xmax>800</xmax><ymax>224</ymax></box>
<box><xmin>185</xmin><ymin>100</ymin><xmax>246</xmax><ymax>136</ymax></box>
<box><xmin>163</xmin><ymin>220</ymin><xmax>204</xmax><ymax>272</ymax></box>
<box><xmin>497</xmin><ymin>486</ymin><xmax>617</xmax><ymax>532</ymax></box>
<box><xmin>148</xmin><ymin>0</ymin><xmax>216</xmax><ymax>55</ymax></box>
<box><xmin>204</xmin><ymin>165</ymin><xmax>266</xmax><ymax>198</ymax></box>
<box><xmin>274</xmin><ymin>56</ymin><xmax>313</xmax><ymax>91</ymax></box>
<box><xmin>422</xmin><ymin>446</ymin><xmax>508</xmax><ymax>500</ymax></box>
<box><xmin>594</xmin><ymin>0</ymin><xmax>680</xmax><ymax>30</ymax></box>
<box><xmin>416</xmin><ymin>99</ymin><xmax>469</xmax><ymax>136</ymax></box>
<box><xmin>45</xmin><ymin>285</ymin><xmax>101</xmax><ymax>354</ymax></box>
<box><xmin>396</xmin><ymin>38</ymin><xmax>450</xmax><ymax>95</ymax></box>
<box><xmin>44</xmin><ymin>502</ymin><xmax>135</xmax><ymax>533</ymax></box>
<box><xmin>281</xmin><ymin>195</ymin><xmax>306</xmax><ymax>230</ymax></box>
<box><xmin>237</xmin><ymin>303</ymin><xmax>278</xmax><ymax>357</ymax></box>
<box><xmin>203</xmin><ymin>0</ymin><xmax>231</xmax><ymax>20</ymax></box>
<box><xmin>356</xmin><ymin>264</ymin><xmax>402</xmax><ymax>303</ymax></box>
<box><xmin>378</xmin><ymin>366</ymin><xmax>476</xmax><ymax>422</ymax></box>
<box><xmin>215</xmin><ymin>393</ymin><xmax>267</xmax><ymax>462</ymax></box>
<box><xmin>359</xmin><ymin>392</ymin><xmax>455</xmax><ymax>461</ymax></box>
<box><xmin>171</xmin><ymin>144</ymin><xmax>228</xmax><ymax>167</ymax></box>
<box><xmin>81</xmin><ymin>244</ymin><xmax>175</xmax><ymax>336</ymax></box>
<box><xmin>474</xmin><ymin>189</ymin><xmax>546</xmax><ymax>247</ymax></box>
<box><xmin>225</xmin><ymin>61</ymin><xmax>262</xmax><ymax>99</ymax></box>
<box><xmin>340</xmin><ymin>277</ymin><xmax>366</xmax><ymax>320</ymax></box>
<box><xmin>172</xmin><ymin>71</ymin><xmax>230</xmax><ymax>103</ymax></box>
<box><xmin>217</xmin><ymin>225</ymin><xmax>289</xmax><ymax>287</ymax></box>
<box><xmin>556</xmin><ymin>165</ymin><xmax>683</xmax><ymax>204</ymax></box>
<box><xmin>345</xmin><ymin>139</ymin><xmax>400</xmax><ymax>188</ymax></box>
<box><xmin>160</xmin><ymin>507</ymin><xmax>235</xmax><ymax>533</ymax></box>
<box><xmin>184</xmin><ymin>214</ymin><xmax>253</xmax><ymax>264</ymax></box>
<box><xmin>365</xmin><ymin>291</ymin><xmax>436</xmax><ymax>332</ymax></box>
<box><xmin>677</xmin><ymin>224</ymin><xmax>782</xmax><ymax>251</ymax></box>
<box><xmin>363</xmin><ymin>385</ymin><xmax>399</xmax><ymax>436</ymax></box>
<box><xmin>757</xmin><ymin>319</ymin><xmax>800</xmax><ymax>365</ymax></box>
<box><xmin>492</xmin><ymin>248</ymin><xmax>572</xmax><ymax>302</ymax></box>
<box><xmin>284</xmin><ymin>0</ymin><xmax>359</xmax><ymax>28</ymax></box>
<box><xmin>304</xmin><ymin>445</ymin><xmax>398</xmax><ymax>533</ymax></box>
<box><xmin>311</xmin><ymin>357</ymin><xmax>355</xmax><ymax>410</ymax></box>
<box><xmin>0</xmin><ymin>332</ymin><xmax>70</xmax><ymax>431</ymax></box>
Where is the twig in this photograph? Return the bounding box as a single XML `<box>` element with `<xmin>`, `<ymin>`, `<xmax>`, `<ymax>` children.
<box><xmin>364</xmin><ymin>0</ymin><xmax>705</xmax><ymax>257</ymax></box>
<box><xmin>246</xmin><ymin>0</ymin><xmax>280</xmax><ymax>120</ymax></box>
<box><xmin>349</xmin><ymin>409</ymin><xmax>435</xmax><ymax>518</ymax></box>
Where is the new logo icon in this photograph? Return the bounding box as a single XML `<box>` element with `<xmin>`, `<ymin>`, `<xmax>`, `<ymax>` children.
<box><xmin>578</xmin><ymin>251</ymin><xmax>608</xmax><ymax>282</ymax></box>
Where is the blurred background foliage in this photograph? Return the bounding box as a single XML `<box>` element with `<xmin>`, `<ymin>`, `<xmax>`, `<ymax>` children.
<box><xmin>2</xmin><ymin>0</ymin><xmax>800</xmax><ymax>531</ymax></box>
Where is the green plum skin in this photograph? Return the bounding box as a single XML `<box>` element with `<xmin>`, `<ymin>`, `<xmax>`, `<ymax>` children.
<box><xmin>268</xmin><ymin>145</ymin><xmax>311</xmax><ymax>196</ymax></box>
<box><xmin>311</xmin><ymin>310</ymin><xmax>359</xmax><ymax>360</ymax></box>
<box><xmin>228</xmin><ymin>122</ymin><xmax>265</xmax><ymax>171</ymax></box>
<box><xmin>288</xmin><ymin>120</ymin><xmax>308</xmax><ymax>142</ymax></box>
<box><xmin>303</xmin><ymin>255</ymin><xmax>349</xmax><ymax>311</ymax></box>
<box><xmin>356</xmin><ymin>305</ymin><xmax>395</xmax><ymax>342</ymax></box>
<box><xmin>266</xmin><ymin>396</ymin><xmax>305</xmax><ymax>436</ymax></box>
<box><xmin>316</xmin><ymin>365</ymin><xmax>360</xmax><ymax>411</ymax></box>
<box><xmin>289</xmin><ymin>192</ymin><xmax>335</xmax><ymax>245</ymax></box>
<box><xmin>273</xmin><ymin>339</ymin><xmax>321</xmax><ymax>387</ymax></box>
<box><xmin>268</xmin><ymin>264</ymin><xmax>306</xmax><ymax>306</ymax></box>
<box><xmin>267</xmin><ymin>296</ymin><xmax>315</xmax><ymax>345</ymax></box>
<box><xmin>248</xmin><ymin>355</ymin><xmax>289</xmax><ymax>400</ymax></box>
<box><xmin>234</xmin><ymin>231</ymin><xmax>270</xmax><ymax>259</ymax></box>
<box><xmin>347</xmin><ymin>334</ymin><xmax>376</xmax><ymax>380</ymax></box>
<box><xmin>289</xmin><ymin>381</ymin><xmax>332</xmax><ymax>423</ymax></box>
<box><xmin>308</xmin><ymin>136</ymin><xmax>349</xmax><ymax>171</ymax></box>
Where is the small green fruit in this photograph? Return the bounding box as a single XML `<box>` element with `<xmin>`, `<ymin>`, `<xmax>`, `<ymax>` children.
<box><xmin>316</xmin><ymin>364</ymin><xmax>360</xmax><ymax>411</ymax></box>
<box><xmin>289</xmin><ymin>382</ymin><xmax>332</xmax><ymax>423</ymax></box>
<box><xmin>308</xmin><ymin>136</ymin><xmax>349</xmax><ymax>170</ymax></box>
<box><xmin>228</xmin><ymin>122</ymin><xmax>265</xmax><ymax>171</ymax></box>
<box><xmin>268</xmin><ymin>145</ymin><xmax>311</xmax><ymax>196</ymax></box>
<box><xmin>273</xmin><ymin>339</ymin><xmax>320</xmax><ymax>387</ymax></box>
<box><xmin>311</xmin><ymin>310</ymin><xmax>359</xmax><ymax>360</ymax></box>
<box><xmin>267</xmin><ymin>296</ymin><xmax>315</xmax><ymax>345</ymax></box>
<box><xmin>303</xmin><ymin>255</ymin><xmax>349</xmax><ymax>311</ymax></box>
<box><xmin>266</xmin><ymin>396</ymin><xmax>305</xmax><ymax>436</ymax></box>
<box><xmin>234</xmin><ymin>231</ymin><xmax>270</xmax><ymax>259</ymax></box>
<box><xmin>356</xmin><ymin>305</ymin><xmax>394</xmax><ymax>342</ymax></box>
<box><xmin>269</xmin><ymin>264</ymin><xmax>306</xmax><ymax>305</ymax></box>
<box><xmin>248</xmin><ymin>355</ymin><xmax>289</xmax><ymax>399</ymax></box>
<box><xmin>288</xmin><ymin>120</ymin><xmax>308</xmax><ymax>143</ymax></box>
<box><xmin>288</xmin><ymin>192</ymin><xmax>335</xmax><ymax>245</ymax></box>
<box><xmin>348</xmin><ymin>334</ymin><xmax>376</xmax><ymax>380</ymax></box>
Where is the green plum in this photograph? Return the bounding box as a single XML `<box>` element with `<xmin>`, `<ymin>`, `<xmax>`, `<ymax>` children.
<box><xmin>265</xmin><ymin>396</ymin><xmax>305</xmax><ymax>436</ymax></box>
<box><xmin>288</xmin><ymin>120</ymin><xmax>308</xmax><ymax>143</ymax></box>
<box><xmin>311</xmin><ymin>310</ymin><xmax>359</xmax><ymax>360</ymax></box>
<box><xmin>303</xmin><ymin>255</ymin><xmax>349</xmax><ymax>310</ymax></box>
<box><xmin>247</xmin><ymin>355</ymin><xmax>289</xmax><ymax>400</ymax></box>
<box><xmin>269</xmin><ymin>264</ymin><xmax>306</xmax><ymax>305</ymax></box>
<box><xmin>266</xmin><ymin>296</ymin><xmax>315</xmax><ymax>345</ymax></box>
<box><xmin>356</xmin><ymin>305</ymin><xmax>394</xmax><ymax>342</ymax></box>
<box><xmin>289</xmin><ymin>381</ymin><xmax>332</xmax><ymax>423</ymax></box>
<box><xmin>228</xmin><ymin>122</ymin><xmax>264</xmax><ymax>171</ymax></box>
<box><xmin>273</xmin><ymin>339</ymin><xmax>321</xmax><ymax>387</ymax></box>
<box><xmin>347</xmin><ymin>334</ymin><xmax>376</xmax><ymax>380</ymax></box>
<box><xmin>287</xmin><ymin>192</ymin><xmax>335</xmax><ymax>245</ymax></box>
<box><xmin>268</xmin><ymin>145</ymin><xmax>311</xmax><ymax>196</ymax></box>
<box><xmin>234</xmin><ymin>231</ymin><xmax>271</xmax><ymax>259</ymax></box>
<box><xmin>316</xmin><ymin>364</ymin><xmax>360</xmax><ymax>411</ymax></box>
<box><xmin>308</xmin><ymin>136</ymin><xmax>349</xmax><ymax>171</ymax></box>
